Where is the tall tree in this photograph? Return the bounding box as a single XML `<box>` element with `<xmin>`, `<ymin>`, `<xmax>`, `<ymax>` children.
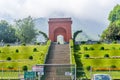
<box><xmin>108</xmin><ymin>4</ymin><xmax>120</xmax><ymax>22</ymax></box>
<box><xmin>73</xmin><ymin>30</ymin><xmax>82</xmax><ymax>43</ymax></box>
<box><xmin>15</xmin><ymin>16</ymin><xmax>38</xmax><ymax>43</ymax></box>
<box><xmin>101</xmin><ymin>4</ymin><xmax>120</xmax><ymax>41</ymax></box>
<box><xmin>39</xmin><ymin>31</ymin><xmax>48</xmax><ymax>42</ymax></box>
<box><xmin>0</xmin><ymin>20</ymin><xmax>17</xmax><ymax>43</ymax></box>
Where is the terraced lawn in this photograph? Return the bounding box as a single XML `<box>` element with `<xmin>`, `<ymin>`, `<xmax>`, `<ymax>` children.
<box><xmin>74</xmin><ymin>43</ymin><xmax>120</xmax><ymax>79</ymax></box>
<box><xmin>0</xmin><ymin>41</ymin><xmax>50</xmax><ymax>79</ymax></box>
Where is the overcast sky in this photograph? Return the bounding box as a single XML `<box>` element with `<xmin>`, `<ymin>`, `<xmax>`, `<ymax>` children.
<box><xmin>0</xmin><ymin>0</ymin><xmax>119</xmax><ymax>21</ymax></box>
<box><xmin>0</xmin><ymin>0</ymin><xmax>120</xmax><ymax>40</ymax></box>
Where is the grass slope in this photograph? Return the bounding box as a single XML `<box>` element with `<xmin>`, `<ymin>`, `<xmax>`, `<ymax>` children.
<box><xmin>74</xmin><ymin>43</ymin><xmax>120</xmax><ymax>79</ymax></box>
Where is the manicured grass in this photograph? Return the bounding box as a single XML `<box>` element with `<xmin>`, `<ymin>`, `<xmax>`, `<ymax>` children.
<box><xmin>74</xmin><ymin>43</ymin><xmax>120</xmax><ymax>79</ymax></box>
<box><xmin>0</xmin><ymin>41</ymin><xmax>50</xmax><ymax>71</ymax></box>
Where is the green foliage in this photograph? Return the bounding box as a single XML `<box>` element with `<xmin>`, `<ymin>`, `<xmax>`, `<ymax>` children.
<box><xmin>16</xmin><ymin>49</ymin><xmax>19</xmax><ymax>53</ymax></box>
<box><xmin>112</xmin><ymin>41</ymin><xmax>117</xmax><ymax>44</ymax></box>
<box><xmin>33</xmin><ymin>48</ymin><xmax>37</xmax><ymax>52</ymax></box>
<box><xmin>97</xmin><ymin>41</ymin><xmax>102</xmax><ymax>44</ymax></box>
<box><xmin>100</xmin><ymin>47</ymin><xmax>104</xmax><ymax>50</ymax></box>
<box><xmin>101</xmin><ymin>4</ymin><xmax>120</xmax><ymax>41</ymax></box>
<box><xmin>36</xmin><ymin>42</ymin><xmax>40</xmax><ymax>45</ymax></box>
<box><xmin>81</xmin><ymin>41</ymin><xmax>86</xmax><ymax>44</ymax></box>
<box><xmin>89</xmin><ymin>47</ymin><xmax>94</xmax><ymax>50</ymax></box>
<box><xmin>84</xmin><ymin>54</ymin><xmax>90</xmax><ymax>58</ymax></box>
<box><xmin>84</xmin><ymin>47</ymin><xmax>88</xmax><ymax>51</ymax></box>
<box><xmin>39</xmin><ymin>31</ymin><xmax>48</xmax><ymax>42</ymax></box>
<box><xmin>110</xmin><ymin>65</ymin><xmax>116</xmax><ymax>68</ymax></box>
<box><xmin>108</xmin><ymin>4</ymin><xmax>120</xmax><ymax>22</ymax></box>
<box><xmin>8</xmin><ymin>66</ymin><xmax>14</xmax><ymax>69</ymax></box>
<box><xmin>22</xmin><ymin>43</ymin><xmax>26</xmax><ymax>46</ymax></box>
<box><xmin>6</xmin><ymin>44</ymin><xmax>10</xmax><ymax>47</ymax></box>
<box><xmin>74</xmin><ymin>45</ymin><xmax>80</xmax><ymax>50</ymax></box>
<box><xmin>22</xmin><ymin>65</ymin><xmax>28</xmax><ymax>71</ymax></box>
<box><xmin>15</xmin><ymin>16</ymin><xmax>38</xmax><ymax>43</ymax></box>
<box><xmin>29</xmin><ymin>56</ymin><xmax>33</xmax><ymax>60</ymax></box>
<box><xmin>86</xmin><ymin>66</ymin><xmax>91</xmax><ymax>71</ymax></box>
<box><xmin>7</xmin><ymin>57</ymin><xmax>11</xmax><ymax>61</ymax></box>
<box><xmin>0</xmin><ymin>20</ymin><xmax>17</xmax><ymax>43</ymax></box>
<box><xmin>73</xmin><ymin>30</ymin><xmax>82</xmax><ymax>43</ymax></box>
<box><xmin>104</xmin><ymin>54</ymin><xmax>109</xmax><ymax>58</ymax></box>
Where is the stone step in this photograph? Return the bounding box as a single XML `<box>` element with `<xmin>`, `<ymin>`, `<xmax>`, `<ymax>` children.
<box><xmin>45</xmin><ymin>43</ymin><xmax>70</xmax><ymax>80</ymax></box>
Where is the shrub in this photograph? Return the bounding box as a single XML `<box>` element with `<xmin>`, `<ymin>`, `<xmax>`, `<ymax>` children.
<box><xmin>74</xmin><ymin>45</ymin><xmax>80</xmax><ymax>50</ymax></box>
<box><xmin>6</xmin><ymin>44</ymin><xmax>10</xmax><ymax>47</ymax></box>
<box><xmin>29</xmin><ymin>56</ymin><xmax>33</xmax><ymax>60</ymax></box>
<box><xmin>84</xmin><ymin>47</ymin><xmax>88</xmax><ymax>51</ymax></box>
<box><xmin>0</xmin><ymin>50</ymin><xmax>1</xmax><ymax>53</ymax></box>
<box><xmin>89</xmin><ymin>47</ymin><xmax>94</xmax><ymax>50</ymax></box>
<box><xmin>84</xmin><ymin>54</ymin><xmax>90</xmax><ymax>58</ymax></box>
<box><xmin>22</xmin><ymin>43</ymin><xmax>26</xmax><ymax>46</ymax></box>
<box><xmin>86</xmin><ymin>66</ymin><xmax>91</xmax><ymax>71</ymax></box>
<box><xmin>71</xmin><ymin>46</ymin><xmax>73</xmax><ymax>48</ymax></box>
<box><xmin>8</xmin><ymin>66</ymin><xmax>14</xmax><ymax>69</ymax></box>
<box><xmin>81</xmin><ymin>41</ymin><xmax>86</xmax><ymax>44</ymax></box>
<box><xmin>16</xmin><ymin>49</ymin><xmax>19</xmax><ymax>53</ymax></box>
<box><xmin>36</xmin><ymin>42</ymin><xmax>40</xmax><ymax>45</ymax></box>
<box><xmin>7</xmin><ymin>57</ymin><xmax>11</xmax><ymax>61</ymax></box>
<box><xmin>100</xmin><ymin>47</ymin><xmax>104</xmax><ymax>50</ymax></box>
<box><xmin>104</xmin><ymin>54</ymin><xmax>109</xmax><ymax>58</ymax></box>
<box><xmin>33</xmin><ymin>48</ymin><xmax>37</xmax><ymax>52</ymax></box>
<box><xmin>22</xmin><ymin>66</ymin><xmax>28</xmax><ymax>71</ymax></box>
<box><xmin>112</xmin><ymin>41</ymin><xmax>117</xmax><ymax>44</ymax></box>
<box><xmin>97</xmin><ymin>41</ymin><xmax>101</xmax><ymax>44</ymax></box>
<box><xmin>110</xmin><ymin>65</ymin><xmax>116</xmax><ymax>68</ymax></box>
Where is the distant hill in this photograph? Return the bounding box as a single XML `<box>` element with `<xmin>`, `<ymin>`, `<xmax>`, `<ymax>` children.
<box><xmin>34</xmin><ymin>17</ymin><xmax>107</xmax><ymax>41</ymax></box>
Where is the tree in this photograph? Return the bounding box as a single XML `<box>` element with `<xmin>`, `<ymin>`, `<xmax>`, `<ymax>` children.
<box><xmin>101</xmin><ymin>22</ymin><xmax>120</xmax><ymax>41</ymax></box>
<box><xmin>101</xmin><ymin>4</ymin><xmax>120</xmax><ymax>41</ymax></box>
<box><xmin>39</xmin><ymin>31</ymin><xmax>48</xmax><ymax>42</ymax></box>
<box><xmin>108</xmin><ymin>4</ymin><xmax>120</xmax><ymax>22</ymax></box>
<box><xmin>73</xmin><ymin>30</ymin><xmax>82</xmax><ymax>43</ymax></box>
<box><xmin>15</xmin><ymin>16</ymin><xmax>38</xmax><ymax>43</ymax></box>
<box><xmin>0</xmin><ymin>20</ymin><xmax>17</xmax><ymax>43</ymax></box>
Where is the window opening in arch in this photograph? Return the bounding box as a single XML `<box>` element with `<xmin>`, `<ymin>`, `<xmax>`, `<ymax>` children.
<box><xmin>57</xmin><ymin>35</ymin><xmax>64</xmax><ymax>44</ymax></box>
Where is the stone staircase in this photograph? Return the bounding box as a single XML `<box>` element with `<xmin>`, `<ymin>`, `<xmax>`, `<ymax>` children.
<box><xmin>44</xmin><ymin>43</ymin><xmax>71</xmax><ymax>80</ymax></box>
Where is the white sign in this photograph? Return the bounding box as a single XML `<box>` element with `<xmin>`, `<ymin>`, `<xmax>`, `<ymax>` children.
<box><xmin>65</xmin><ymin>72</ymin><xmax>72</xmax><ymax>76</ymax></box>
<box><xmin>32</xmin><ymin>66</ymin><xmax>44</xmax><ymax>72</ymax></box>
<box><xmin>38</xmin><ymin>72</ymin><xmax>44</xmax><ymax>75</ymax></box>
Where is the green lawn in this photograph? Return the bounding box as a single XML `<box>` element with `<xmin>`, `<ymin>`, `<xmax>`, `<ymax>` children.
<box><xmin>74</xmin><ymin>43</ymin><xmax>120</xmax><ymax>79</ymax></box>
<box><xmin>0</xmin><ymin>41</ymin><xmax>50</xmax><ymax>71</ymax></box>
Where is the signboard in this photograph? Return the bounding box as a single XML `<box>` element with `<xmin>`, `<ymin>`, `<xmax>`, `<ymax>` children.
<box><xmin>65</xmin><ymin>72</ymin><xmax>72</xmax><ymax>76</ymax></box>
<box><xmin>32</xmin><ymin>65</ymin><xmax>44</xmax><ymax>75</ymax></box>
<box><xmin>24</xmin><ymin>71</ymin><xmax>36</xmax><ymax>78</ymax></box>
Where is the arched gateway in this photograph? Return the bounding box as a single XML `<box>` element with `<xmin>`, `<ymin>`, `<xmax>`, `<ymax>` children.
<box><xmin>48</xmin><ymin>18</ymin><xmax>72</xmax><ymax>42</ymax></box>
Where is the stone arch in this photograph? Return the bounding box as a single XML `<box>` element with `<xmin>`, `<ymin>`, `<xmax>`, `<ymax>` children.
<box><xmin>54</xmin><ymin>27</ymin><xmax>66</xmax><ymax>42</ymax></box>
<box><xmin>48</xmin><ymin>18</ymin><xmax>72</xmax><ymax>42</ymax></box>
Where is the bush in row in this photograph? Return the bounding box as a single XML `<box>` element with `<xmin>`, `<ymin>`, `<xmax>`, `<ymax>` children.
<box><xmin>29</xmin><ymin>56</ymin><xmax>33</xmax><ymax>60</ymax></box>
<box><xmin>83</xmin><ymin>54</ymin><xmax>110</xmax><ymax>58</ymax></box>
<box><xmin>22</xmin><ymin>65</ymin><xmax>28</xmax><ymax>71</ymax></box>
<box><xmin>84</xmin><ymin>54</ymin><xmax>90</xmax><ymax>58</ymax></box>
<box><xmin>33</xmin><ymin>48</ymin><xmax>37</xmax><ymax>52</ymax></box>
<box><xmin>7</xmin><ymin>57</ymin><xmax>11</xmax><ymax>61</ymax></box>
<box><xmin>84</xmin><ymin>47</ymin><xmax>94</xmax><ymax>51</ymax></box>
<box><xmin>104</xmin><ymin>54</ymin><xmax>109</xmax><ymax>58</ymax></box>
<box><xmin>16</xmin><ymin>49</ymin><xmax>19</xmax><ymax>53</ymax></box>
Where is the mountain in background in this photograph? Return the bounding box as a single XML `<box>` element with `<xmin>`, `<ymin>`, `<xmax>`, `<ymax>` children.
<box><xmin>34</xmin><ymin>17</ymin><xmax>108</xmax><ymax>41</ymax></box>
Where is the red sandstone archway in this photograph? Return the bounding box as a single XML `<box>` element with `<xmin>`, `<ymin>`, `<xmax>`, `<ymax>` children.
<box><xmin>54</xmin><ymin>27</ymin><xmax>66</xmax><ymax>42</ymax></box>
<box><xmin>48</xmin><ymin>18</ymin><xmax>72</xmax><ymax>42</ymax></box>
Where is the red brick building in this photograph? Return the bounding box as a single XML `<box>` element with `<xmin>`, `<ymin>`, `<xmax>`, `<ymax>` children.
<box><xmin>48</xmin><ymin>18</ymin><xmax>72</xmax><ymax>42</ymax></box>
